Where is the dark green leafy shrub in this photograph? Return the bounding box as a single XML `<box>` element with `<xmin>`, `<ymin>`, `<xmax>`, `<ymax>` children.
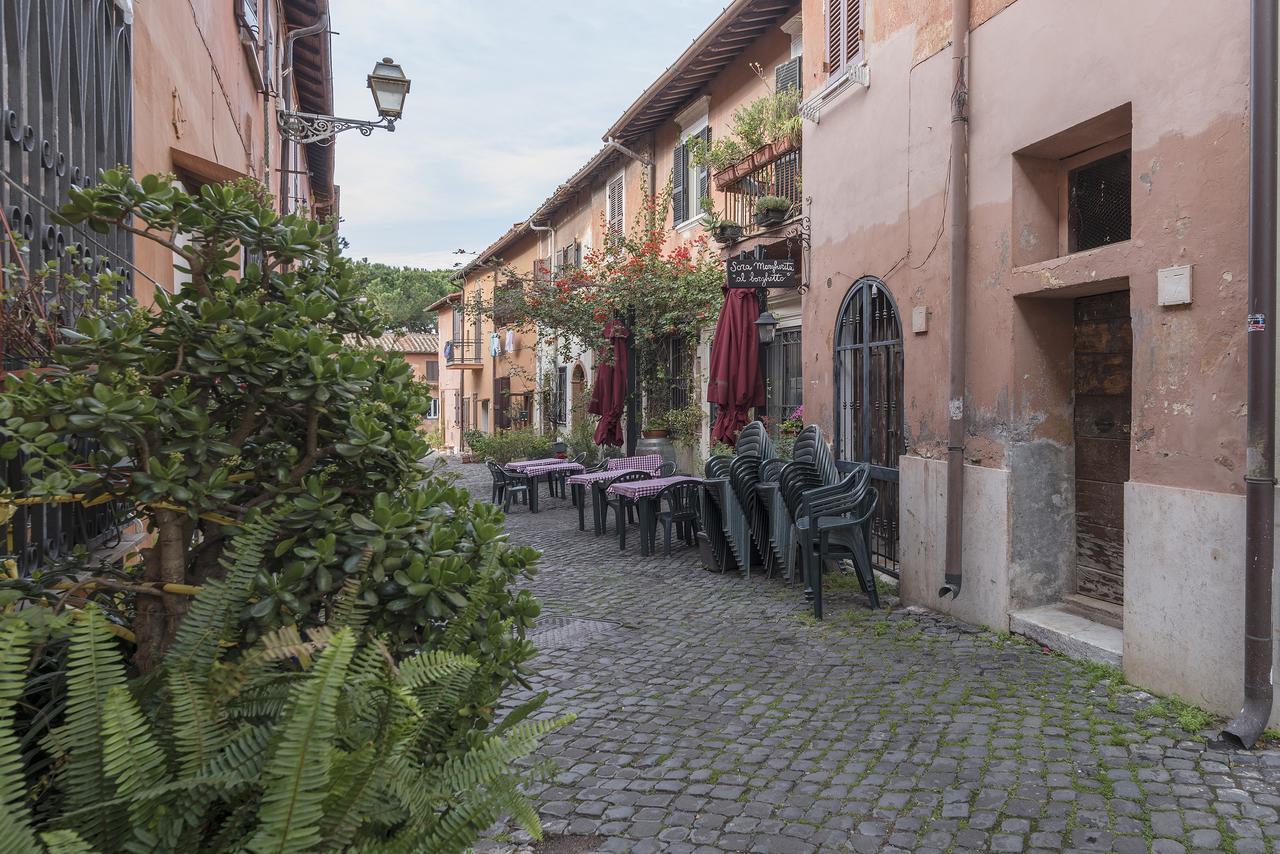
<box><xmin>0</xmin><ymin>517</ymin><xmax>571</xmax><ymax>853</ymax></box>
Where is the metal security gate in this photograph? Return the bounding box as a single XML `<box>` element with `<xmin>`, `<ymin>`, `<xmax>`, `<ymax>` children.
<box><xmin>1</xmin><ymin>0</ymin><xmax>133</xmax><ymax>576</ymax></box>
<box><xmin>834</xmin><ymin>276</ymin><xmax>904</xmax><ymax>578</ymax></box>
<box><xmin>1</xmin><ymin>0</ymin><xmax>134</xmax><ymax>307</ymax></box>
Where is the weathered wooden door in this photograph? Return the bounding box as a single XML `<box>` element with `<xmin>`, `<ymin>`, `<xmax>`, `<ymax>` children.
<box><xmin>1073</xmin><ymin>291</ymin><xmax>1132</xmax><ymax>606</ymax></box>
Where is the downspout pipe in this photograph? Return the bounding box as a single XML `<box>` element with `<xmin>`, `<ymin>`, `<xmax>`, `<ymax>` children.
<box><xmin>940</xmin><ymin>0</ymin><xmax>970</xmax><ymax>599</ymax></box>
<box><xmin>603</xmin><ymin>137</ymin><xmax>655</xmax><ymax>456</ymax></box>
<box><xmin>529</xmin><ymin>222</ymin><xmax>555</xmax><ymax>430</ymax></box>
<box><xmin>278</xmin><ymin>13</ymin><xmax>329</xmax><ymax>213</ymax></box>
<box><xmin>1221</xmin><ymin>0</ymin><xmax>1277</xmax><ymax>750</ymax></box>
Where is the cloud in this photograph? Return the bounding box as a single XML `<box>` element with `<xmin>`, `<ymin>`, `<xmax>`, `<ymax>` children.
<box><xmin>330</xmin><ymin>0</ymin><xmax>726</xmax><ymax>266</ymax></box>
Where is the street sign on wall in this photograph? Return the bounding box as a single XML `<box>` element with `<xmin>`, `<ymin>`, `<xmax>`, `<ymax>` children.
<box><xmin>726</xmin><ymin>257</ymin><xmax>798</xmax><ymax>290</ymax></box>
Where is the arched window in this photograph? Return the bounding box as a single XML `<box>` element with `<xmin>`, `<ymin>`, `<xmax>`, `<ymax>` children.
<box><xmin>834</xmin><ymin>276</ymin><xmax>905</xmax><ymax>577</ymax></box>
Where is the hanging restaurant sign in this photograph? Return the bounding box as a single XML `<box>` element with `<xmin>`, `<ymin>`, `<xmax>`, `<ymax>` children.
<box><xmin>726</xmin><ymin>257</ymin><xmax>798</xmax><ymax>290</ymax></box>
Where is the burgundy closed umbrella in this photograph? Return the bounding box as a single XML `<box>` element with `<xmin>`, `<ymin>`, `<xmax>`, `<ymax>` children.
<box><xmin>708</xmin><ymin>288</ymin><xmax>765</xmax><ymax>445</ymax></box>
<box><xmin>588</xmin><ymin>320</ymin><xmax>629</xmax><ymax>447</ymax></box>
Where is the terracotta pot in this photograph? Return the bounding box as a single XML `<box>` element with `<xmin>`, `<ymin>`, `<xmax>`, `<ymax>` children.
<box><xmin>641</xmin><ymin>429</ymin><xmax>670</xmax><ymax>439</ymax></box>
<box><xmin>751</xmin><ymin>143</ymin><xmax>776</xmax><ymax>170</ymax></box>
<box><xmin>773</xmin><ymin>135</ymin><xmax>799</xmax><ymax>158</ymax></box>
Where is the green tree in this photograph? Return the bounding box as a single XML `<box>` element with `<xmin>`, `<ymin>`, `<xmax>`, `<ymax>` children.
<box><xmin>347</xmin><ymin>260</ymin><xmax>456</xmax><ymax>332</ymax></box>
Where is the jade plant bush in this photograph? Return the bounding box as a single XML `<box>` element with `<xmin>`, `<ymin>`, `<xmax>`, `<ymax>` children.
<box><xmin>0</xmin><ymin>517</ymin><xmax>570</xmax><ymax>852</ymax></box>
<box><xmin>0</xmin><ymin>171</ymin><xmax>541</xmax><ymax>705</ymax></box>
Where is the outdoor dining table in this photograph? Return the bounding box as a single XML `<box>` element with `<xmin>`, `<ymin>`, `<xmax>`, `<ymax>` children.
<box><xmin>505</xmin><ymin>458</ymin><xmax>561</xmax><ymax>472</ymax></box>
<box><xmin>513</xmin><ymin>461</ymin><xmax>585</xmax><ymax>512</ymax></box>
<box><xmin>565</xmin><ymin>467</ymin><xmax>648</xmax><ymax>533</ymax></box>
<box><xmin>606</xmin><ymin>475</ymin><xmax>703</xmax><ymax>557</ymax></box>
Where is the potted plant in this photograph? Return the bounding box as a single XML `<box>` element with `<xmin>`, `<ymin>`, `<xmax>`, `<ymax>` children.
<box><xmin>754</xmin><ymin>195</ymin><xmax>792</xmax><ymax>227</ymax></box>
<box><xmin>641</xmin><ymin>412</ymin><xmax>669</xmax><ymax>439</ymax></box>
<box><xmin>701</xmin><ymin>195</ymin><xmax>744</xmax><ymax>246</ymax></box>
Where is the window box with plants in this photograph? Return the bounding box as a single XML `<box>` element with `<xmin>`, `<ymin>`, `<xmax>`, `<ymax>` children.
<box><xmin>754</xmin><ymin>195</ymin><xmax>793</xmax><ymax>228</ymax></box>
<box><xmin>686</xmin><ymin>76</ymin><xmax>802</xmax><ymax>192</ymax></box>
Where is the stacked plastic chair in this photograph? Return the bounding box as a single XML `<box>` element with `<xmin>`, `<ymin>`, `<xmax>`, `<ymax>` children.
<box><xmin>700</xmin><ymin>421</ymin><xmax>772</xmax><ymax>576</ymax></box>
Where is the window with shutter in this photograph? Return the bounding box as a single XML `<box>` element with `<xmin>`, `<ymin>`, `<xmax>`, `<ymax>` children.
<box><xmin>672</xmin><ymin>143</ymin><xmax>688</xmax><ymax>226</ymax></box>
<box><xmin>695</xmin><ymin>127</ymin><xmax>711</xmax><ymax>214</ymax></box>
<box><xmin>607</xmin><ymin>173</ymin><xmax>625</xmax><ymax>236</ymax></box>
<box><xmin>825</xmin><ymin>0</ymin><xmax>862</xmax><ymax>77</ymax></box>
<box><xmin>775</xmin><ymin>56</ymin><xmax>802</xmax><ymax>93</ymax></box>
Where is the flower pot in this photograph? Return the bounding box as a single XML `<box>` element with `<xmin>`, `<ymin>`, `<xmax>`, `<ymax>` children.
<box><xmin>641</xmin><ymin>429</ymin><xmax>670</xmax><ymax>439</ymax></box>
<box><xmin>773</xmin><ymin>135</ymin><xmax>799</xmax><ymax>158</ymax></box>
<box><xmin>712</xmin><ymin>223</ymin><xmax>744</xmax><ymax>245</ymax></box>
<box><xmin>754</xmin><ymin>208</ymin><xmax>789</xmax><ymax>228</ymax></box>
<box><xmin>751</xmin><ymin>143</ymin><xmax>777</xmax><ymax>170</ymax></box>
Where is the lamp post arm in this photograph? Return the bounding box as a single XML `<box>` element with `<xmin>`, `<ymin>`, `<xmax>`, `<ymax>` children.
<box><xmin>277</xmin><ymin>111</ymin><xmax>398</xmax><ymax>146</ymax></box>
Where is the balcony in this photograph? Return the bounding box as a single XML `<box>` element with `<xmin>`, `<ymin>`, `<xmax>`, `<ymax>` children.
<box><xmin>444</xmin><ymin>338</ymin><xmax>484</xmax><ymax>369</ymax></box>
<box><xmin>712</xmin><ymin>140</ymin><xmax>802</xmax><ymax>243</ymax></box>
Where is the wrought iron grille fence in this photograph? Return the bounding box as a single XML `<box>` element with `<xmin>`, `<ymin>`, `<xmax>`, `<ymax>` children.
<box><xmin>1</xmin><ymin>0</ymin><xmax>134</xmax><ymax>576</ymax></box>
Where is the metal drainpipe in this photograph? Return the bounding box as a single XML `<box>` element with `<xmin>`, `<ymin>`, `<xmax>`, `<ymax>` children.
<box><xmin>939</xmin><ymin>0</ymin><xmax>971</xmax><ymax>599</ymax></box>
<box><xmin>529</xmin><ymin>222</ymin><xmax>555</xmax><ymax>430</ymax></box>
<box><xmin>603</xmin><ymin>137</ymin><xmax>655</xmax><ymax>456</ymax></box>
<box><xmin>278</xmin><ymin>13</ymin><xmax>329</xmax><ymax>213</ymax></box>
<box><xmin>1222</xmin><ymin>0</ymin><xmax>1278</xmax><ymax>750</ymax></box>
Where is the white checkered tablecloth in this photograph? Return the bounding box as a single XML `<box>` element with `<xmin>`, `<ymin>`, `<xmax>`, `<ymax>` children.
<box><xmin>522</xmin><ymin>461</ymin><xmax>585</xmax><ymax>476</ymax></box>
<box><xmin>607</xmin><ymin>475</ymin><xmax>701</xmax><ymax>500</ymax></box>
<box><xmin>566</xmin><ymin>468</ymin><xmax>645</xmax><ymax>487</ymax></box>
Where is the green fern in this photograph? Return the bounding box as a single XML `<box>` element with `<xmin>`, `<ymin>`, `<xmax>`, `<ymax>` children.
<box><xmin>101</xmin><ymin>686</ymin><xmax>176</xmax><ymax>852</ymax></box>
<box><xmin>248</xmin><ymin>628</ymin><xmax>356</xmax><ymax>854</ymax></box>
<box><xmin>0</xmin><ymin>621</ymin><xmax>39</xmax><ymax>854</ymax></box>
<box><xmin>50</xmin><ymin>605</ymin><xmax>129</xmax><ymax>850</ymax></box>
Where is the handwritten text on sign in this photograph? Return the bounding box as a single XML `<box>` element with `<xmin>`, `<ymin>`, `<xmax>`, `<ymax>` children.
<box><xmin>726</xmin><ymin>257</ymin><xmax>798</xmax><ymax>290</ymax></box>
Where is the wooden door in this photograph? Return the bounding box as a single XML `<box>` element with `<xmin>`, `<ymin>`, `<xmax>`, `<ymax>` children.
<box><xmin>1073</xmin><ymin>291</ymin><xmax>1132</xmax><ymax>606</ymax></box>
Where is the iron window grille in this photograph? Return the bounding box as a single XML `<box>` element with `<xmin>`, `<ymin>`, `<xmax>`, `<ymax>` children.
<box><xmin>1068</xmin><ymin>149</ymin><xmax>1131</xmax><ymax>253</ymax></box>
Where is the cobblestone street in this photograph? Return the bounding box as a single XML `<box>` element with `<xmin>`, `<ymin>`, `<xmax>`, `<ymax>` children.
<box><xmin>450</xmin><ymin>459</ymin><xmax>1280</xmax><ymax>854</ymax></box>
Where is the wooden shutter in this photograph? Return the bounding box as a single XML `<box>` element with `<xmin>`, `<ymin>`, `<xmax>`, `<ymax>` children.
<box><xmin>607</xmin><ymin>174</ymin><xmax>624</xmax><ymax>236</ymax></box>
<box><xmin>826</xmin><ymin>0</ymin><xmax>843</xmax><ymax>73</ymax></box>
<box><xmin>494</xmin><ymin>377</ymin><xmax>511</xmax><ymax>430</ymax></box>
<box><xmin>776</xmin><ymin>56</ymin><xmax>802</xmax><ymax>93</ymax></box>
<box><xmin>846</xmin><ymin>0</ymin><xmax>862</xmax><ymax>64</ymax></box>
<box><xmin>672</xmin><ymin>142</ymin><xmax>688</xmax><ymax>226</ymax></box>
<box><xmin>696</xmin><ymin>127</ymin><xmax>711</xmax><ymax>210</ymax></box>
<box><xmin>827</xmin><ymin>0</ymin><xmax>862</xmax><ymax>74</ymax></box>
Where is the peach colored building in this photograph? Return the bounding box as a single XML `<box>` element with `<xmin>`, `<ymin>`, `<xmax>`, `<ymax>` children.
<box><xmin>798</xmin><ymin>0</ymin><xmax>1268</xmax><ymax>722</ymax></box>
<box><xmin>460</xmin><ymin>0</ymin><xmax>807</xmax><ymax>456</ymax></box>
<box><xmin>131</xmin><ymin>0</ymin><xmax>335</xmax><ymax>304</ymax></box>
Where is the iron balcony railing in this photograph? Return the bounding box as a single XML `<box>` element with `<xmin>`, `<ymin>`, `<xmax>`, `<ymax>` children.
<box><xmin>445</xmin><ymin>338</ymin><xmax>483</xmax><ymax>366</ymax></box>
<box><xmin>718</xmin><ymin>144</ymin><xmax>802</xmax><ymax>239</ymax></box>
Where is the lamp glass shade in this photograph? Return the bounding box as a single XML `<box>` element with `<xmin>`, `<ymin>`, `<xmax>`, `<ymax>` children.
<box><xmin>368</xmin><ymin>58</ymin><xmax>411</xmax><ymax>118</ymax></box>
<box><xmin>755</xmin><ymin>310</ymin><xmax>779</xmax><ymax>345</ymax></box>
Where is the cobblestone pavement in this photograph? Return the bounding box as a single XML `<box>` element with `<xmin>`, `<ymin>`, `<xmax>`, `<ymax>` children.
<box><xmin>447</xmin><ymin>458</ymin><xmax>1280</xmax><ymax>853</ymax></box>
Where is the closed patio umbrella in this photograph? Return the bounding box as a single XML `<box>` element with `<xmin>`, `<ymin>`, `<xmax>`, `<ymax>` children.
<box><xmin>588</xmin><ymin>320</ymin><xmax>629</xmax><ymax>446</ymax></box>
<box><xmin>708</xmin><ymin>288</ymin><xmax>765</xmax><ymax>445</ymax></box>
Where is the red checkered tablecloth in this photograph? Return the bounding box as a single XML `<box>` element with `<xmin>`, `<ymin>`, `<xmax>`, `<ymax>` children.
<box><xmin>606</xmin><ymin>454</ymin><xmax>663</xmax><ymax>474</ymax></box>
<box><xmin>506</xmin><ymin>459</ymin><xmax>561</xmax><ymax>472</ymax></box>
<box><xmin>522</xmin><ymin>461</ymin><xmax>585</xmax><ymax>476</ymax></box>
<box><xmin>607</xmin><ymin>475</ymin><xmax>701</xmax><ymax>500</ymax></box>
<box><xmin>566</xmin><ymin>468</ymin><xmax>645</xmax><ymax>487</ymax></box>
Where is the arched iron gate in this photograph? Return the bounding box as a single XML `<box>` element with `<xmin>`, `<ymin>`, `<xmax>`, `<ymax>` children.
<box><xmin>834</xmin><ymin>276</ymin><xmax>904</xmax><ymax>578</ymax></box>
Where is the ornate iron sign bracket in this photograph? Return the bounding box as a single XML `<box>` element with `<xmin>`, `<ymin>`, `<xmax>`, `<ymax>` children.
<box><xmin>277</xmin><ymin>110</ymin><xmax>398</xmax><ymax>146</ymax></box>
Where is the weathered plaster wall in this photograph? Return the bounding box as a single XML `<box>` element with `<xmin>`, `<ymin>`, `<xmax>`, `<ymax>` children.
<box><xmin>1124</xmin><ymin>482</ymin><xmax>1280</xmax><ymax>728</ymax></box>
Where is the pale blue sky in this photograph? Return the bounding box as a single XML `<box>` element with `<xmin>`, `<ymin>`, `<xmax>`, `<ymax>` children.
<box><xmin>329</xmin><ymin>0</ymin><xmax>726</xmax><ymax>270</ymax></box>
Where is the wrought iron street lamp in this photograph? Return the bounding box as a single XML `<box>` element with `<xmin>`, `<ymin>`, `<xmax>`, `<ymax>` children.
<box><xmin>755</xmin><ymin>308</ymin><xmax>780</xmax><ymax>345</ymax></box>
<box><xmin>278</xmin><ymin>57</ymin><xmax>411</xmax><ymax>146</ymax></box>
